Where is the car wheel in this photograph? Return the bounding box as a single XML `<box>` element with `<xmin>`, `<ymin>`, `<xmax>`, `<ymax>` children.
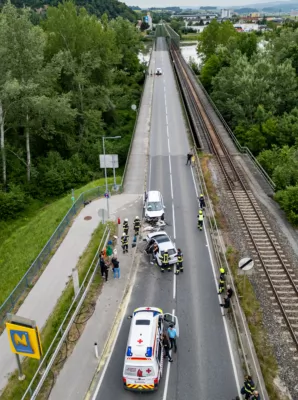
<box><xmin>161</xmin><ymin>214</ymin><xmax>164</xmax><ymax>221</ymax></box>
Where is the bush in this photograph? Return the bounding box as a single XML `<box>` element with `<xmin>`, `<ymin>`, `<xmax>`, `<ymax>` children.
<box><xmin>275</xmin><ymin>185</ymin><xmax>298</xmax><ymax>225</ymax></box>
<box><xmin>0</xmin><ymin>185</ymin><xmax>27</xmax><ymax>220</ymax></box>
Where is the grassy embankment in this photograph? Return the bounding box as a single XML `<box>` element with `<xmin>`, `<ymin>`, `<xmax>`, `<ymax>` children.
<box><xmin>1</xmin><ymin>221</ymin><xmax>115</xmax><ymax>400</ymax></box>
<box><xmin>0</xmin><ymin>177</ymin><xmax>120</xmax><ymax>305</ymax></box>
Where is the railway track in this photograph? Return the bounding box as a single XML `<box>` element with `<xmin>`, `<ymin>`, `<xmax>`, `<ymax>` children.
<box><xmin>170</xmin><ymin>44</ymin><xmax>298</xmax><ymax>355</ymax></box>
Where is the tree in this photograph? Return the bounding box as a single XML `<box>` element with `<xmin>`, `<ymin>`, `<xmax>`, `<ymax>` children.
<box><xmin>197</xmin><ymin>19</ymin><xmax>237</xmax><ymax>61</ymax></box>
<box><xmin>200</xmin><ymin>54</ymin><xmax>222</xmax><ymax>90</ymax></box>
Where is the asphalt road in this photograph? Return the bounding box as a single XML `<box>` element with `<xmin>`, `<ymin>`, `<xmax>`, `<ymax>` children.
<box><xmin>95</xmin><ymin>38</ymin><xmax>238</xmax><ymax>400</ymax></box>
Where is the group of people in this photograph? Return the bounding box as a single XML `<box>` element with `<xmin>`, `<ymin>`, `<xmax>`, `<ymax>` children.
<box><xmin>99</xmin><ymin>250</ymin><xmax>120</xmax><ymax>281</ymax></box>
<box><xmin>237</xmin><ymin>375</ymin><xmax>260</xmax><ymax>400</ymax></box>
<box><xmin>161</xmin><ymin>324</ymin><xmax>178</xmax><ymax>363</ymax></box>
<box><xmin>121</xmin><ymin>216</ymin><xmax>141</xmax><ymax>254</ymax></box>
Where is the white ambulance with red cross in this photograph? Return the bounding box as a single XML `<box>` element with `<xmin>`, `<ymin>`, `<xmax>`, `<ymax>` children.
<box><xmin>123</xmin><ymin>306</ymin><xmax>179</xmax><ymax>391</ymax></box>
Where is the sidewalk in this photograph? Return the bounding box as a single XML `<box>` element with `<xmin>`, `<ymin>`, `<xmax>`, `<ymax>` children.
<box><xmin>0</xmin><ymin>194</ymin><xmax>140</xmax><ymax>393</ymax></box>
<box><xmin>48</xmin><ymin>51</ymin><xmax>156</xmax><ymax>399</ymax></box>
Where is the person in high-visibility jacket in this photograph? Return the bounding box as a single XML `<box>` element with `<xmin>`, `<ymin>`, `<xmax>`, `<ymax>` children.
<box><xmin>133</xmin><ymin>216</ymin><xmax>140</xmax><ymax>235</ymax></box>
<box><xmin>197</xmin><ymin>209</ymin><xmax>204</xmax><ymax>230</ymax></box>
<box><xmin>159</xmin><ymin>249</ymin><xmax>170</xmax><ymax>272</ymax></box>
<box><xmin>123</xmin><ymin>218</ymin><xmax>129</xmax><ymax>235</ymax></box>
<box><xmin>121</xmin><ymin>233</ymin><xmax>129</xmax><ymax>254</ymax></box>
<box><xmin>175</xmin><ymin>248</ymin><xmax>183</xmax><ymax>274</ymax></box>
<box><xmin>218</xmin><ymin>267</ymin><xmax>225</xmax><ymax>294</ymax></box>
<box><xmin>241</xmin><ymin>375</ymin><xmax>256</xmax><ymax>399</ymax></box>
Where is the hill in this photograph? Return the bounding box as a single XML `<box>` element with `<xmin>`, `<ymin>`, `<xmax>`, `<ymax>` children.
<box><xmin>0</xmin><ymin>0</ymin><xmax>137</xmax><ymax>21</ymax></box>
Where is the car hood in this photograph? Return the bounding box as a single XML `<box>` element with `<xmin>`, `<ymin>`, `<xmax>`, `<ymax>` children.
<box><xmin>145</xmin><ymin>209</ymin><xmax>163</xmax><ymax>218</ymax></box>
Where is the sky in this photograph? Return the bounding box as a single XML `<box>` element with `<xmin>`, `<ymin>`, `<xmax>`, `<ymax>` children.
<box><xmin>124</xmin><ymin>0</ymin><xmax>290</xmax><ymax>7</ymax></box>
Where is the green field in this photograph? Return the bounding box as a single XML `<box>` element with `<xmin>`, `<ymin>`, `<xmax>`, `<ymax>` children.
<box><xmin>0</xmin><ymin>177</ymin><xmax>119</xmax><ymax>305</ymax></box>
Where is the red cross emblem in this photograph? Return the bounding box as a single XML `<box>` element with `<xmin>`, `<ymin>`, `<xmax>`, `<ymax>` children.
<box><xmin>145</xmin><ymin>307</ymin><xmax>151</xmax><ymax>310</ymax></box>
<box><xmin>137</xmin><ymin>338</ymin><xmax>143</xmax><ymax>344</ymax></box>
<box><xmin>146</xmin><ymin>368</ymin><xmax>151</xmax><ymax>374</ymax></box>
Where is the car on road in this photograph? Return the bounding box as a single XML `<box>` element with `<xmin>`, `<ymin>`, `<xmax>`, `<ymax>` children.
<box><xmin>144</xmin><ymin>190</ymin><xmax>165</xmax><ymax>221</ymax></box>
<box><xmin>155</xmin><ymin>68</ymin><xmax>162</xmax><ymax>75</ymax></box>
<box><xmin>145</xmin><ymin>231</ymin><xmax>177</xmax><ymax>266</ymax></box>
<box><xmin>123</xmin><ymin>307</ymin><xmax>179</xmax><ymax>391</ymax></box>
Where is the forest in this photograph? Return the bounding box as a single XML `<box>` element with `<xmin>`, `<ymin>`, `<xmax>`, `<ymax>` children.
<box><xmin>0</xmin><ymin>1</ymin><xmax>145</xmax><ymax>220</ymax></box>
<box><xmin>196</xmin><ymin>20</ymin><xmax>298</xmax><ymax>224</ymax></box>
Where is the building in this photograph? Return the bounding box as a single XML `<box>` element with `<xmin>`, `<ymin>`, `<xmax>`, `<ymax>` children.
<box><xmin>143</xmin><ymin>12</ymin><xmax>153</xmax><ymax>29</ymax></box>
<box><xmin>221</xmin><ymin>9</ymin><xmax>233</xmax><ymax>18</ymax></box>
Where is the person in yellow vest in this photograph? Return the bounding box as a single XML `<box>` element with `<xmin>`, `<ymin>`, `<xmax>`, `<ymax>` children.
<box><xmin>159</xmin><ymin>249</ymin><xmax>170</xmax><ymax>272</ymax></box>
<box><xmin>197</xmin><ymin>209</ymin><xmax>204</xmax><ymax>231</ymax></box>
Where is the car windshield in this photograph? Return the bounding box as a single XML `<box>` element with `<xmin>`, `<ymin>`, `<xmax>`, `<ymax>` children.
<box><xmin>154</xmin><ymin>235</ymin><xmax>170</xmax><ymax>243</ymax></box>
<box><xmin>161</xmin><ymin>249</ymin><xmax>175</xmax><ymax>256</ymax></box>
<box><xmin>147</xmin><ymin>201</ymin><xmax>162</xmax><ymax>211</ymax></box>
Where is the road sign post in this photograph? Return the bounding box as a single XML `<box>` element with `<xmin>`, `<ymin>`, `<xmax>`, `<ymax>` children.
<box><xmin>238</xmin><ymin>257</ymin><xmax>254</xmax><ymax>296</ymax></box>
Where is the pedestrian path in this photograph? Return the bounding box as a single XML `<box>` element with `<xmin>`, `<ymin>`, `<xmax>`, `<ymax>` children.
<box><xmin>0</xmin><ymin>194</ymin><xmax>140</xmax><ymax>393</ymax></box>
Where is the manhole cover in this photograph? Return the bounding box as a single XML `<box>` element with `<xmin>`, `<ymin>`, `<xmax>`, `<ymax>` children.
<box><xmin>84</xmin><ymin>216</ymin><xmax>92</xmax><ymax>221</ymax></box>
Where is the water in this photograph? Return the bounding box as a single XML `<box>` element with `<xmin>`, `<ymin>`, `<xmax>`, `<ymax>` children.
<box><xmin>180</xmin><ymin>42</ymin><xmax>202</xmax><ymax>66</ymax></box>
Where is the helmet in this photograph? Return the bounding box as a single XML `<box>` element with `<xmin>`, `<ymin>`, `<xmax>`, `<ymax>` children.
<box><xmin>178</xmin><ymin>248</ymin><xmax>181</xmax><ymax>252</ymax></box>
<box><xmin>227</xmin><ymin>285</ymin><xmax>231</xmax><ymax>289</ymax></box>
<box><xmin>135</xmin><ymin>216</ymin><xmax>139</xmax><ymax>220</ymax></box>
<box><xmin>199</xmin><ymin>210</ymin><xmax>203</xmax><ymax>214</ymax></box>
<box><xmin>220</xmin><ymin>268</ymin><xmax>225</xmax><ymax>274</ymax></box>
<box><xmin>122</xmin><ymin>233</ymin><xmax>125</xmax><ymax>236</ymax></box>
<box><xmin>125</xmin><ymin>218</ymin><xmax>128</xmax><ymax>222</ymax></box>
<box><xmin>200</xmin><ymin>194</ymin><xmax>203</xmax><ymax>197</ymax></box>
<box><xmin>164</xmin><ymin>249</ymin><xmax>168</xmax><ymax>252</ymax></box>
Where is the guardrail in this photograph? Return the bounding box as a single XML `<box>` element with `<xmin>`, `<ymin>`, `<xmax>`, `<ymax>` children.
<box><xmin>0</xmin><ymin>184</ymin><xmax>117</xmax><ymax>325</ymax></box>
<box><xmin>21</xmin><ymin>226</ymin><xmax>111</xmax><ymax>399</ymax></box>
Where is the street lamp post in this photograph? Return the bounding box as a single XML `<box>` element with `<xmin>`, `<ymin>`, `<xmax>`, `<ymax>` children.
<box><xmin>102</xmin><ymin>136</ymin><xmax>121</xmax><ymax>219</ymax></box>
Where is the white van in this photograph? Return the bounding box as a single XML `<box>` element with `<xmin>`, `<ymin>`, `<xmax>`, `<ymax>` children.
<box><xmin>123</xmin><ymin>307</ymin><xmax>178</xmax><ymax>391</ymax></box>
<box><xmin>144</xmin><ymin>191</ymin><xmax>165</xmax><ymax>221</ymax></box>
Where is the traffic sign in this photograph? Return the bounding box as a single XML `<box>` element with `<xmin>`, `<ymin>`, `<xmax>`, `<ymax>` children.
<box><xmin>238</xmin><ymin>257</ymin><xmax>254</xmax><ymax>271</ymax></box>
<box><xmin>104</xmin><ymin>193</ymin><xmax>109</xmax><ymax>199</ymax></box>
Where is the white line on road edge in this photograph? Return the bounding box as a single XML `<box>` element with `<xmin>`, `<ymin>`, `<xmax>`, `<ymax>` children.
<box><xmin>167</xmin><ymin>138</ymin><xmax>171</xmax><ymax>153</ymax></box>
<box><xmin>173</xmin><ymin>265</ymin><xmax>176</xmax><ymax>299</ymax></box>
<box><xmin>172</xmin><ymin>203</ymin><xmax>176</xmax><ymax>240</ymax></box>
<box><xmin>168</xmin><ymin>154</ymin><xmax>172</xmax><ymax>175</ymax></box>
<box><xmin>162</xmin><ymin>308</ymin><xmax>175</xmax><ymax>400</ymax></box>
<box><xmin>190</xmin><ymin>164</ymin><xmax>241</xmax><ymax>397</ymax></box>
<box><xmin>148</xmin><ymin>156</ymin><xmax>152</xmax><ymax>191</ymax></box>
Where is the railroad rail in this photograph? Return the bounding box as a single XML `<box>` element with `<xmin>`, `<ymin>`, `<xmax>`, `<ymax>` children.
<box><xmin>169</xmin><ymin>44</ymin><xmax>298</xmax><ymax>354</ymax></box>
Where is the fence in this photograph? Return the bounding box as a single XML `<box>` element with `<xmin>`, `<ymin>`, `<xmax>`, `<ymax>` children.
<box><xmin>0</xmin><ymin>184</ymin><xmax>118</xmax><ymax>324</ymax></box>
<box><xmin>21</xmin><ymin>226</ymin><xmax>111</xmax><ymax>399</ymax></box>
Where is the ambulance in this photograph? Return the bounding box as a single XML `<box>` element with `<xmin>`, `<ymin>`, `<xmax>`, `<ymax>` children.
<box><xmin>123</xmin><ymin>307</ymin><xmax>179</xmax><ymax>391</ymax></box>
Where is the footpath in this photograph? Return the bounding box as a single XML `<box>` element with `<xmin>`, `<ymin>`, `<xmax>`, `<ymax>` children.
<box><xmin>49</xmin><ymin>49</ymin><xmax>155</xmax><ymax>400</ymax></box>
<box><xmin>0</xmin><ymin>47</ymin><xmax>155</xmax><ymax>397</ymax></box>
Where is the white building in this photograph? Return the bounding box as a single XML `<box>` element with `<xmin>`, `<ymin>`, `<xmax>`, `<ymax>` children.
<box><xmin>221</xmin><ymin>9</ymin><xmax>233</xmax><ymax>18</ymax></box>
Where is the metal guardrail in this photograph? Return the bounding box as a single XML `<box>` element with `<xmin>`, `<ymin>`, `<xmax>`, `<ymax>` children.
<box><xmin>0</xmin><ymin>184</ymin><xmax>117</xmax><ymax>325</ymax></box>
<box><xmin>21</xmin><ymin>226</ymin><xmax>111</xmax><ymax>399</ymax></box>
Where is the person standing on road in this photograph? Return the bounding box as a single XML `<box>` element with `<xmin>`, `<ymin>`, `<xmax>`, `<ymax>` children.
<box><xmin>123</xmin><ymin>218</ymin><xmax>129</xmax><ymax>235</ymax></box>
<box><xmin>159</xmin><ymin>250</ymin><xmax>170</xmax><ymax>273</ymax></box>
<box><xmin>241</xmin><ymin>375</ymin><xmax>256</xmax><ymax>399</ymax></box>
<box><xmin>227</xmin><ymin>285</ymin><xmax>234</xmax><ymax>299</ymax></box>
<box><xmin>133</xmin><ymin>216</ymin><xmax>141</xmax><ymax>235</ymax></box>
<box><xmin>218</xmin><ymin>268</ymin><xmax>226</xmax><ymax>294</ymax></box>
<box><xmin>111</xmin><ymin>256</ymin><xmax>120</xmax><ymax>278</ymax></box>
<box><xmin>197</xmin><ymin>209</ymin><xmax>204</xmax><ymax>231</ymax></box>
<box><xmin>250</xmin><ymin>390</ymin><xmax>260</xmax><ymax>400</ymax></box>
<box><xmin>121</xmin><ymin>233</ymin><xmax>129</xmax><ymax>254</ymax></box>
<box><xmin>161</xmin><ymin>332</ymin><xmax>173</xmax><ymax>362</ymax></box>
<box><xmin>99</xmin><ymin>251</ymin><xmax>106</xmax><ymax>278</ymax></box>
<box><xmin>167</xmin><ymin>324</ymin><xmax>177</xmax><ymax>352</ymax></box>
<box><xmin>199</xmin><ymin>194</ymin><xmax>206</xmax><ymax>210</ymax></box>
<box><xmin>186</xmin><ymin>151</ymin><xmax>193</xmax><ymax>165</ymax></box>
<box><xmin>103</xmin><ymin>262</ymin><xmax>109</xmax><ymax>282</ymax></box>
<box><xmin>151</xmin><ymin>243</ymin><xmax>159</xmax><ymax>265</ymax></box>
<box><xmin>175</xmin><ymin>248</ymin><xmax>183</xmax><ymax>274</ymax></box>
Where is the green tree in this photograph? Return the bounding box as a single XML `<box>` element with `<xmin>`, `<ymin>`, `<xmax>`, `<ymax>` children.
<box><xmin>197</xmin><ymin>19</ymin><xmax>237</xmax><ymax>61</ymax></box>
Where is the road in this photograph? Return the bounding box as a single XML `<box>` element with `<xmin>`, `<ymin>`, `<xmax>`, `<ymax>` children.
<box><xmin>94</xmin><ymin>37</ymin><xmax>239</xmax><ymax>400</ymax></box>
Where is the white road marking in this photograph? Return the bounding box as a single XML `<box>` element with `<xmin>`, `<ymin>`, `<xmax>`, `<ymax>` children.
<box><xmin>172</xmin><ymin>203</ymin><xmax>176</xmax><ymax>240</ymax></box>
<box><xmin>162</xmin><ymin>309</ymin><xmax>175</xmax><ymax>400</ymax></box>
<box><xmin>173</xmin><ymin>264</ymin><xmax>176</xmax><ymax>299</ymax></box>
<box><xmin>190</xmin><ymin>161</ymin><xmax>241</xmax><ymax>397</ymax></box>
<box><xmin>168</xmin><ymin>155</ymin><xmax>172</xmax><ymax>175</ymax></box>
<box><xmin>149</xmin><ymin>157</ymin><xmax>152</xmax><ymax>191</ymax></box>
<box><xmin>167</xmin><ymin>138</ymin><xmax>171</xmax><ymax>153</ymax></box>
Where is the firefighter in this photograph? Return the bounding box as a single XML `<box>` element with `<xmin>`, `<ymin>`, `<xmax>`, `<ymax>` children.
<box><xmin>159</xmin><ymin>249</ymin><xmax>170</xmax><ymax>273</ymax></box>
<box><xmin>121</xmin><ymin>232</ymin><xmax>129</xmax><ymax>254</ymax></box>
<box><xmin>218</xmin><ymin>268</ymin><xmax>225</xmax><ymax>294</ymax></box>
<box><xmin>133</xmin><ymin>216</ymin><xmax>141</xmax><ymax>235</ymax></box>
<box><xmin>241</xmin><ymin>375</ymin><xmax>256</xmax><ymax>399</ymax></box>
<box><xmin>123</xmin><ymin>218</ymin><xmax>129</xmax><ymax>235</ymax></box>
<box><xmin>199</xmin><ymin>194</ymin><xmax>206</xmax><ymax>209</ymax></box>
<box><xmin>197</xmin><ymin>209</ymin><xmax>204</xmax><ymax>230</ymax></box>
<box><xmin>175</xmin><ymin>248</ymin><xmax>183</xmax><ymax>274</ymax></box>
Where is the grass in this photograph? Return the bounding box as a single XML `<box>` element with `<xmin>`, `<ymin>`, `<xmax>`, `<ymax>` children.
<box><xmin>0</xmin><ymin>221</ymin><xmax>114</xmax><ymax>400</ymax></box>
<box><xmin>0</xmin><ymin>177</ymin><xmax>120</xmax><ymax>305</ymax></box>
<box><xmin>181</xmin><ymin>34</ymin><xmax>199</xmax><ymax>41</ymax></box>
<box><xmin>226</xmin><ymin>246</ymin><xmax>280</xmax><ymax>400</ymax></box>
